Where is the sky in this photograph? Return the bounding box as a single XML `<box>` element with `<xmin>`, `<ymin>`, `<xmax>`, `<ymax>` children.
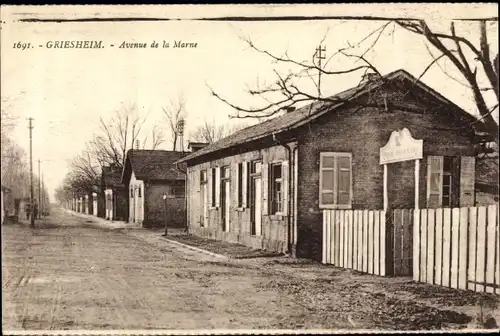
<box><xmin>1</xmin><ymin>4</ymin><xmax>498</xmax><ymax>201</ymax></box>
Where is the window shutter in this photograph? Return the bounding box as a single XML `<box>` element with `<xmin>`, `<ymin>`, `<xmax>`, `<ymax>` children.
<box><xmin>215</xmin><ymin>167</ymin><xmax>221</xmax><ymax>208</ymax></box>
<box><xmin>319</xmin><ymin>154</ymin><xmax>336</xmax><ymax>207</ymax></box>
<box><xmin>232</xmin><ymin>163</ymin><xmax>238</xmax><ymax>208</ymax></box>
<box><xmin>460</xmin><ymin>156</ymin><xmax>475</xmax><ymax>207</ymax></box>
<box><xmin>426</xmin><ymin>155</ymin><xmax>443</xmax><ymax>208</ymax></box>
<box><xmin>242</xmin><ymin>161</ymin><xmax>248</xmax><ymax>208</ymax></box>
<box><xmin>207</xmin><ymin>168</ymin><xmax>213</xmax><ymax>207</ymax></box>
<box><xmin>262</xmin><ymin>163</ymin><xmax>269</xmax><ymax>215</ymax></box>
<box><xmin>282</xmin><ymin>160</ymin><xmax>289</xmax><ymax>215</ymax></box>
<box><xmin>337</xmin><ymin>155</ymin><xmax>352</xmax><ymax>207</ymax></box>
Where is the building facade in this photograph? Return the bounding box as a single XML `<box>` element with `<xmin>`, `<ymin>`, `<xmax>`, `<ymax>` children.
<box><xmin>101</xmin><ymin>165</ymin><xmax>127</xmax><ymax>221</ymax></box>
<box><xmin>121</xmin><ymin>150</ymin><xmax>188</xmax><ymax>228</ymax></box>
<box><xmin>178</xmin><ymin>69</ymin><xmax>484</xmax><ymax>261</ymax></box>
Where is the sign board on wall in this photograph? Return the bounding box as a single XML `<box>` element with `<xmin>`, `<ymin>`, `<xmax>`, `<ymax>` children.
<box><xmin>380</xmin><ymin>128</ymin><xmax>423</xmax><ymax>165</ymax></box>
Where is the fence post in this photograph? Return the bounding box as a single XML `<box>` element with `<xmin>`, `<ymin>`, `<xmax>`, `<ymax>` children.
<box><xmin>385</xmin><ymin>209</ymin><xmax>394</xmax><ymax>276</ymax></box>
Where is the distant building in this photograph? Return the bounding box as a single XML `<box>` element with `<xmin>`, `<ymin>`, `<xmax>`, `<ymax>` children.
<box><xmin>121</xmin><ymin>150</ymin><xmax>188</xmax><ymax>228</ymax></box>
<box><xmin>177</xmin><ymin>69</ymin><xmax>484</xmax><ymax>261</ymax></box>
<box><xmin>101</xmin><ymin>164</ymin><xmax>127</xmax><ymax>221</ymax></box>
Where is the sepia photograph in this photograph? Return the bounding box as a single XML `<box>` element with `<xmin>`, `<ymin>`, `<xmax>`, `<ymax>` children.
<box><xmin>1</xmin><ymin>4</ymin><xmax>499</xmax><ymax>334</ymax></box>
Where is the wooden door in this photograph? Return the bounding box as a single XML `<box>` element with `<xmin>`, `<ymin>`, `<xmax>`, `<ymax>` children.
<box><xmin>250</xmin><ymin>176</ymin><xmax>262</xmax><ymax>236</ymax></box>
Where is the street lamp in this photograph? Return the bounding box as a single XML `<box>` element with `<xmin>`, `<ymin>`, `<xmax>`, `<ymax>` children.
<box><xmin>163</xmin><ymin>193</ymin><xmax>168</xmax><ymax>236</ymax></box>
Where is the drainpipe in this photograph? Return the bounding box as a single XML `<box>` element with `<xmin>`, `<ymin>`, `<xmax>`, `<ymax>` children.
<box><xmin>273</xmin><ymin>132</ymin><xmax>295</xmax><ymax>255</ymax></box>
<box><xmin>176</xmin><ymin>161</ymin><xmax>188</xmax><ymax>233</ymax></box>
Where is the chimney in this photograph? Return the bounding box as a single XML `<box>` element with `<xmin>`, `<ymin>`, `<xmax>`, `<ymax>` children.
<box><xmin>361</xmin><ymin>72</ymin><xmax>380</xmax><ymax>85</ymax></box>
<box><xmin>188</xmin><ymin>141</ymin><xmax>208</xmax><ymax>153</ymax></box>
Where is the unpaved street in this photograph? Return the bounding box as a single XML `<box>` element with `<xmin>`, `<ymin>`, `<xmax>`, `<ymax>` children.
<box><xmin>2</xmin><ymin>208</ymin><xmax>499</xmax><ymax>331</ymax></box>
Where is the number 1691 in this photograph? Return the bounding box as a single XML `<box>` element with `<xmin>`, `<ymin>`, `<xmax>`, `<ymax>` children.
<box><xmin>13</xmin><ymin>42</ymin><xmax>32</xmax><ymax>50</ymax></box>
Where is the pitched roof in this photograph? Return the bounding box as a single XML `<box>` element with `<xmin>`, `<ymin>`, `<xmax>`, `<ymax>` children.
<box><xmin>177</xmin><ymin>69</ymin><xmax>483</xmax><ymax>164</ymax></box>
<box><xmin>122</xmin><ymin>150</ymin><xmax>188</xmax><ymax>183</ymax></box>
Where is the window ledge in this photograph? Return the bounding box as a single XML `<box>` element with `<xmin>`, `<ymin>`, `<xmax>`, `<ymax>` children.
<box><xmin>236</xmin><ymin>207</ymin><xmax>245</xmax><ymax>212</ymax></box>
<box><xmin>269</xmin><ymin>214</ymin><xmax>285</xmax><ymax>220</ymax></box>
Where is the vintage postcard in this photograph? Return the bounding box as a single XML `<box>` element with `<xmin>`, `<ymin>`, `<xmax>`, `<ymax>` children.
<box><xmin>1</xmin><ymin>3</ymin><xmax>499</xmax><ymax>335</ymax></box>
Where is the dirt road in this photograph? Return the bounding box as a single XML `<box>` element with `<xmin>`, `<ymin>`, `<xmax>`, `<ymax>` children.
<box><xmin>2</xmin><ymin>208</ymin><xmax>498</xmax><ymax>331</ymax></box>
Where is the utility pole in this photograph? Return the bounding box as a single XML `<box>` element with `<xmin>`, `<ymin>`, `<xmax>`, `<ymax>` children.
<box><xmin>28</xmin><ymin>118</ymin><xmax>35</xmax><ymax>228</ymax></box>
<box><xmin>41</xmin><ymin>169</ymin><xmax>44</xmax><ymax>216</ymax></box>
<box><xmin>38</xmin><ymin>159</ymin><xmax>41</xmax><ymax>219</ymax></box>
<box><xmin>314</xmin><ymin>45</ymin><xmax>326</xmax><ymax>98</ymax></box>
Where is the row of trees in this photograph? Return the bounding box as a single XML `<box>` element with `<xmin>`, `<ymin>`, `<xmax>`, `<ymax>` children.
<box><xmin>1</xmin><ymin>108</ymin><xmax>50</xmax><ymax>211</ymax></box>
<box><xmin>56</xmin><ymin>98</ymin><xmax>249</xmax><ymax>204</ymax></box>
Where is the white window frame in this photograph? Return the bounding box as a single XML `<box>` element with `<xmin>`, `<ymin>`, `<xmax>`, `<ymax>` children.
<box><xmin>319</xmin><ymin>152</ymin><xmax>353</xmax><ymax>210</ymax></box>
<box><xmin>269</xmin><ymin>161</ymin><xmax>285</xmax><ymax>215</ymax></box>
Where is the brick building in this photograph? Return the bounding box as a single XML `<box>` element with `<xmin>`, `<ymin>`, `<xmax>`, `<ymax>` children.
<box><xmin>100</xmin><ymin>165</ymin><xmax>127</xmax><ymax>221</ymax></box>
<box><xmin>121</xmin><ymin>150</ymin><xmax>188</xmax><ymax>228</ymax></box>
<box><xmin>177</xmin><ymin>69</ymin><xmax>485</xmax><ymax>261</ymax></box>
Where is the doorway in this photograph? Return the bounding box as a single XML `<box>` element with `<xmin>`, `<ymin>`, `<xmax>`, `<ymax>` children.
<box><xmin>200</xmin><ymin>171</ymin><xmax>208</xmax><ymax>227</ymax></box>
<box><xmin>250</xmin><ymin>175</ymin><xmax>262</xmax><ymax>236</ymax></box>
<box><xmin>220</xmin><ymin>166</ymin><xmax>231</xmax><ymax>231</ymax></box>
<box><xmin>221</xmin><ymin>180</ymin><xmax>230</xmax><ymax>231</ymax></box>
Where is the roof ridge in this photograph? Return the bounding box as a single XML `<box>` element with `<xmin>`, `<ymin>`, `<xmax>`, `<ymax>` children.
<box><xmin>177</xmin><ymin>68</ymin><xmax>479</xmax><ymax>164</ymax></box>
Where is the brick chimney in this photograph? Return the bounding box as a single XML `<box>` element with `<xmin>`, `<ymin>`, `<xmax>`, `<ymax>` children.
<box><xmin>361</xmin><ymin>72</ymin><xmax>381</xmax><ymax>85</ymax></box>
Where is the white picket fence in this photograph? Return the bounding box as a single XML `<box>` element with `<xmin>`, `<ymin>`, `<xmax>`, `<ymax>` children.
<box><xmin>322</xmin><ymin>209</ymin><xmax>387</xmax><ymax>276</ymax></box>
<box><xmin>413</xmin><ymin>204</ymin><xmax>500</xmax><ymax>294</ymax></box>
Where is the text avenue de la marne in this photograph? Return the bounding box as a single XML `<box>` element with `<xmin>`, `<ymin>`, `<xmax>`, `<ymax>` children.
<box><xmin>12</xmin><ymin>40</ymin><xmax>199</xmax><ymax>50</ymax></box>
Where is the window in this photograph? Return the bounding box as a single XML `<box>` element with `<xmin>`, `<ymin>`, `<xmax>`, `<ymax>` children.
<box><xmin>270</xmin><ymin>163</ymin><xmax>283</xmax><ymax>214</ymax></box>
<box><xmin>442</xmin><ymin>157</ymin><xmax>453</xmax><ymax>207</ymax></box>
<box><xmin>251</xmin><ymin>160</ymin><xmax>262</xmax><ymax>174</ymax></box>
<box><xmin>130</xmin><ymin>187</ymin><xmax>133</xmax><ymax>198</ymax></box>
<box><xmin>221</xmin><ymin>166</ymin><xmax>230</xmax><ymax>179</ymax></box>
<box><xmin>319</xmin><ymin>153</ymin><xmax>352</xmax><ymax>209</ymax></box>
<box><xmin>427</xmin><ymin>155</ymin><xmax>465</xmax><ymax>208</ymax></box>
<box><xmin>237</xmin><ymin>163</ymin><xmax>243</xmax><ymax>207</ymax></box>
<box><xmin>211</xmin><ymin>167</ymin><xmax>217</xmax><ymax>207</ymax></box>
<box><xmin>138</xmin><ymin>186</ymin><xmax>142</xmax><ymax>198</ymax></box>
<box><xmin>200</xmin><ymin>170</ymin><xmax>207</xmax><ymax>184</ymax></box>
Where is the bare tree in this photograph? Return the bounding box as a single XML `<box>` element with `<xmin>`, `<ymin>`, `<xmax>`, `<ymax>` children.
<box><xmin>141</xmin><ymin>124</ymin><xmax>165</xmax><ymax>150</ymax></box>
<box><xmin>209</xmin><ymin>19</ymin><xmax>498</xmax><ymax>145</ymax></box>
<box><xmin>61</xmin><ymin>103</ymin><xmax>165</xmax><ymax>200</ymax></box>
<box><xmin>395</xmin><ymin>19</ymin><xmax>498</xmax><ymax>144</ymax></box>
<box><xmin>95</xmin><ymin>105</ymin><xmax>149</xmax><ymax>169</ymax></box>
<box><xmin>162</xmin><ymin>94</ymin><xmax>187</xmax><ymax>151</ymax></box>
<box><xmin>190</xmin><ymin>119</ymin><xmax>250</xmax><ymax>144</ymax></box>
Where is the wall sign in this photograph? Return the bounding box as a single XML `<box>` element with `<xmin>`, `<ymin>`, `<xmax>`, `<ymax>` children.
<box><xmin>380</xmin><ymin>128</ymin><xmax>423</xmax><ymax>165</ymax></box>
